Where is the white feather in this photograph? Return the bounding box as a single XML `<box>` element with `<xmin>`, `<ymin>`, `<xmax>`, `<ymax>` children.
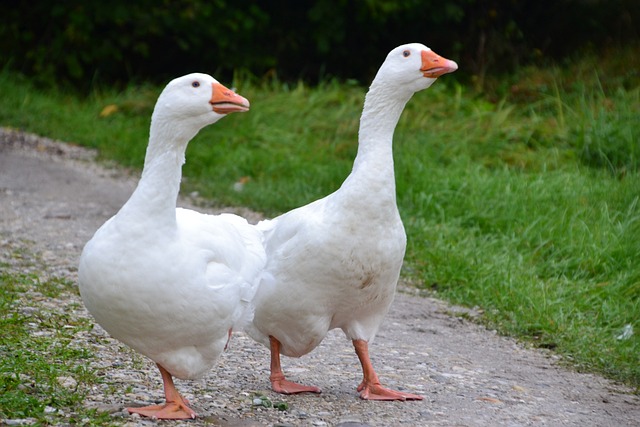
<box><xmin>78</xmin><ymin>73</ymin><xmax>264</xmax><ymax>380</ymax></box>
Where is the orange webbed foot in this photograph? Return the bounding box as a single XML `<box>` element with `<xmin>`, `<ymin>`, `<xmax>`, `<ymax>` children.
<box><xmin>357</xmin><ymin>381</ymin><xmax>423</xmax><ymax>401</ymax></box>
<box><xmin>270</xmin><ymin>373</ymin><xmax>322</xmax><ymax>395</ymax></box>
<box><xmin>127</xmin><ymin>399</ymin><xmax>196</xmax><ymax>420</ymax></box>
<box><xmin>127</xmin><ymin>363</ymin><xmax>197</xmax><ymax>419</ymax></box>
<box><xmin>268</xmin><ymin>336</ymin><xmax>322</xmax><ymax>395</ymax></box>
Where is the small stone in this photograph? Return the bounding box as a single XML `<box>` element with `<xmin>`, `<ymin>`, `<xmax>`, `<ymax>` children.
<box><xmin>476</xmin><ymin>396</ymin><xmax>504</xmax><ymax>404</ymax></box>
<box><xmin>57</xmin><ymin>375</ymin><xmax>77</xmax><ymax>389</ymax></box>
<box><xmin>429</xmin><ymin>373</ymin><xmax>450</xmax><ymax>383</ymax></box>
<box><xmin>87</xmin><ymin>404</ymin><xmax>122</xmax><ymax>414</ymax></box>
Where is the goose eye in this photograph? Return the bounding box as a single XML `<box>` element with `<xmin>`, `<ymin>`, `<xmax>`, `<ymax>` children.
<box><xmin>192</xmin><ymin>81</ymin><xmax>200</xmax><ymax>88</ymax></box>
<box><xmin>402</xmin><ymin>50</ymin><xmax>411</xmax><ymax>58</ymax></box>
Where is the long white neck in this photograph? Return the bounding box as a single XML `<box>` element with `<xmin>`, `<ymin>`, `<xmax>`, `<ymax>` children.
<box><xmin>341</xmin><ymin>80</ymin><xmax>413</xmax><ymax>201</ymax></box>
<box><xmin>118</xmin><ymin>117</ymin><xmax>200</xmax><ymax>227</ymax></box>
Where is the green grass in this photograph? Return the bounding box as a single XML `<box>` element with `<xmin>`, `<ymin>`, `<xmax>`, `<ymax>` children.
<box><xmin>0</xmin><ymin>265</ymin><xmax>112</xmax><ymax>425</ymax></box>
<box><xmin>0</xmin><ymin>50</ymin><xmax>639</xmax><ymax>392</ymax></box>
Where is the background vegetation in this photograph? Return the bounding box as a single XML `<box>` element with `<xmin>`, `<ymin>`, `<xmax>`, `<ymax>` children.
<box><xmin>1</xmin><ymin>0</ymin><xmax>639</xmax><ymax>420</ymax></box>
<box><xmin>1</xmin><ymin>0</ymin><xmax>638</xmax><ymax>90</ymax></box>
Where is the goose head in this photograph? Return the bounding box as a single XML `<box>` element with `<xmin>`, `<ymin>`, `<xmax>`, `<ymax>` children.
<box><xmin>151</xmin><ymin>73</ymin><xmax>250</xmax><ymax>139</ymax></box>
<box><xmin>373</xmin><ymin>43</ymin><xmax>458</xmax><ymax>95</ymax></box>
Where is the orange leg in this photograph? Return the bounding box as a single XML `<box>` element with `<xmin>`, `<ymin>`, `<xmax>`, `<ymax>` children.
<box><xmin>269</xmin><ymin>336</ymin><xmax>322</xmax><ymax>394</ymax></box>
<box><xmin>127</xmin><ymin>364</ymin><xmax>196</xmax><ymax>419</ymax></box>
<box><xmin>353</xmin><ymin>339</ymin><xmax>423</xmax><ymax>401</ymax></box>
<box><xmin>224</xmin><ymin>328</ymin><xmax>233</xmax><ymax>351</ymax></box>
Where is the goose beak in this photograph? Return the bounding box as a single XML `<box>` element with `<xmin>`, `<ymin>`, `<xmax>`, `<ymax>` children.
<box><xmin>420</xmin><ymin>50</ymin><xmax>458</xmax><ymax>78</ymax></box>
<box><xmin>210</xmin><ymin>82</ymin><xmax>250</xmax><ymax>114</ymax></box>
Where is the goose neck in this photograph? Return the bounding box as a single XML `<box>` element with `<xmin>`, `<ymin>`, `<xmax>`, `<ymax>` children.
<box><xmin>120</xmin><ymin>119</ymin><xmax>196</xmax><ymax>223</ymax></box>
<box><xmin>351</xmin><ymin>82</ymin><xmax>412</xmax><ymax>173</ymax></box>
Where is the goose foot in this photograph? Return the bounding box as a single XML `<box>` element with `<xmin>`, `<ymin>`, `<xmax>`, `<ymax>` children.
<box><xmin>127</xmin><ymin>363</ymin><xmax>197</xmax><ymax>419</ymax></box>
<box><xmin>353</xmin><ymin>339</ymin><xmax>423</xmax><ymax>401</ymax></box>
<box><xmin>127</xmin><ymin>400</ymin><xmax>196</xmax><ymax>420</ymax></box>
<box><xmin>357</xmin><ymin>381</ymin><xmax>423</xmax><ymax>401</ymax></box>
<box><xmin>269</xmin><ymin>336</ymin><xmax>322</xmax><ymax>395</ymax></box>
<box><xmin>270</xmin><ymin>372</ymin><xmax>322</xmax><ymax>394</ymax></box>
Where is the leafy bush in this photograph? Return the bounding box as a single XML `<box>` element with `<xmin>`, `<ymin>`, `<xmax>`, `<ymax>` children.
<box><xmin>1</xmin><ymin>0</ymin><xmax>638</xmax><ymax>89</ymax></box>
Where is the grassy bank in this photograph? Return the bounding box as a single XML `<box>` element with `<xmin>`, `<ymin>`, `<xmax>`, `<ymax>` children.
<box><xmin>0</xmin><ymin>54</ymin><xmax>638</xmax><ymax>392</ymax></box>
<box><xmin>0</xmin><ymin>249</ymin><xmax>111</xmax><ymax>424</ymax></box>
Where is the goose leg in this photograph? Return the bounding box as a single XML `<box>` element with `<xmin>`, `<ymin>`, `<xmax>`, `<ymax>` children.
<box><xmin>269</xmin><ymin>335</ymin><xmax>322</xmax><ymax>394</ymax></box>
<box><xmin>224</xmin><ymin>327</ymin><xmax>233</xmax><ymax>350</ymax></box>
<box><xmin>353</xmin><ymin>339</ymin><xmax>423</xmax><ymax>401</ymax></box>
<box><xmin>127</xmin><ymin>364</ymin><xmax>196</xmax><ymax>419</ymax></box>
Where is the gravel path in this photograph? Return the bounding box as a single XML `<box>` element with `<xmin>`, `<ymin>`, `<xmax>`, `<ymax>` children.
<box><xmin>1</xmin><ymin>127</ymin><xmax>639</xmax><ymax>426</ymax></box>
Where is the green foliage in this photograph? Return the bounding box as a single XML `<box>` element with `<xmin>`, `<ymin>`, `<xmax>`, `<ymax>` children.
<box><xmin>189</xmin><ymin>79</ymin><xmax>363</xmax><ymax>213</ymax></box>
<box><xmin>572</xmin><ymin>88</ymin><xmax>640</xmax><ymax>176</ymax></box>
<box><xmin>0</xmin><ymin>0</ymin><xmax>271</xmax><ymax>89</ymax></box>
<box><xmin>1</xmin><ymin>0</ymin><xmax>638</xmax><ymax>88</ymax></box>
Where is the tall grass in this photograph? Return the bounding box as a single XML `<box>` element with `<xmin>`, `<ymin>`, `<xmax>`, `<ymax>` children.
<box><xmin>0</xmin><ymin>54</ymin><xmax>638</xmax><ymax>390</ymax></box>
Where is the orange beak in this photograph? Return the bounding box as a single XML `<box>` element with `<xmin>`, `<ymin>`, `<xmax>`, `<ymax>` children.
<box><xmin>420</xmin><ymin>50</ymin><xmax>458</xmax><ymax>78</ymax></box>
<box><xmin>210</xmin><ymin>82</ymin><xmax>250</xmax><ymax>114</ymax></box>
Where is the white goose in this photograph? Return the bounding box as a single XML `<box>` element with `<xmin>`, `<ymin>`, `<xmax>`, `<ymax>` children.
<box><xmin>78</xmin><ymin>73</ymin><xmax>264</xmax><ymax>419</ymax></box>
<box><xmin>247</xmin><ymin>43</ymin><xmax>457</xmax><ymax>400</ymax></box>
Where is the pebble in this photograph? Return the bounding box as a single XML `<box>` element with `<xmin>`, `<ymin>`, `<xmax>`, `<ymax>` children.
<box><xmin>57</xmin><ymin>375</ymin><xmax>77</xmax><ymax>389</ymax></box>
